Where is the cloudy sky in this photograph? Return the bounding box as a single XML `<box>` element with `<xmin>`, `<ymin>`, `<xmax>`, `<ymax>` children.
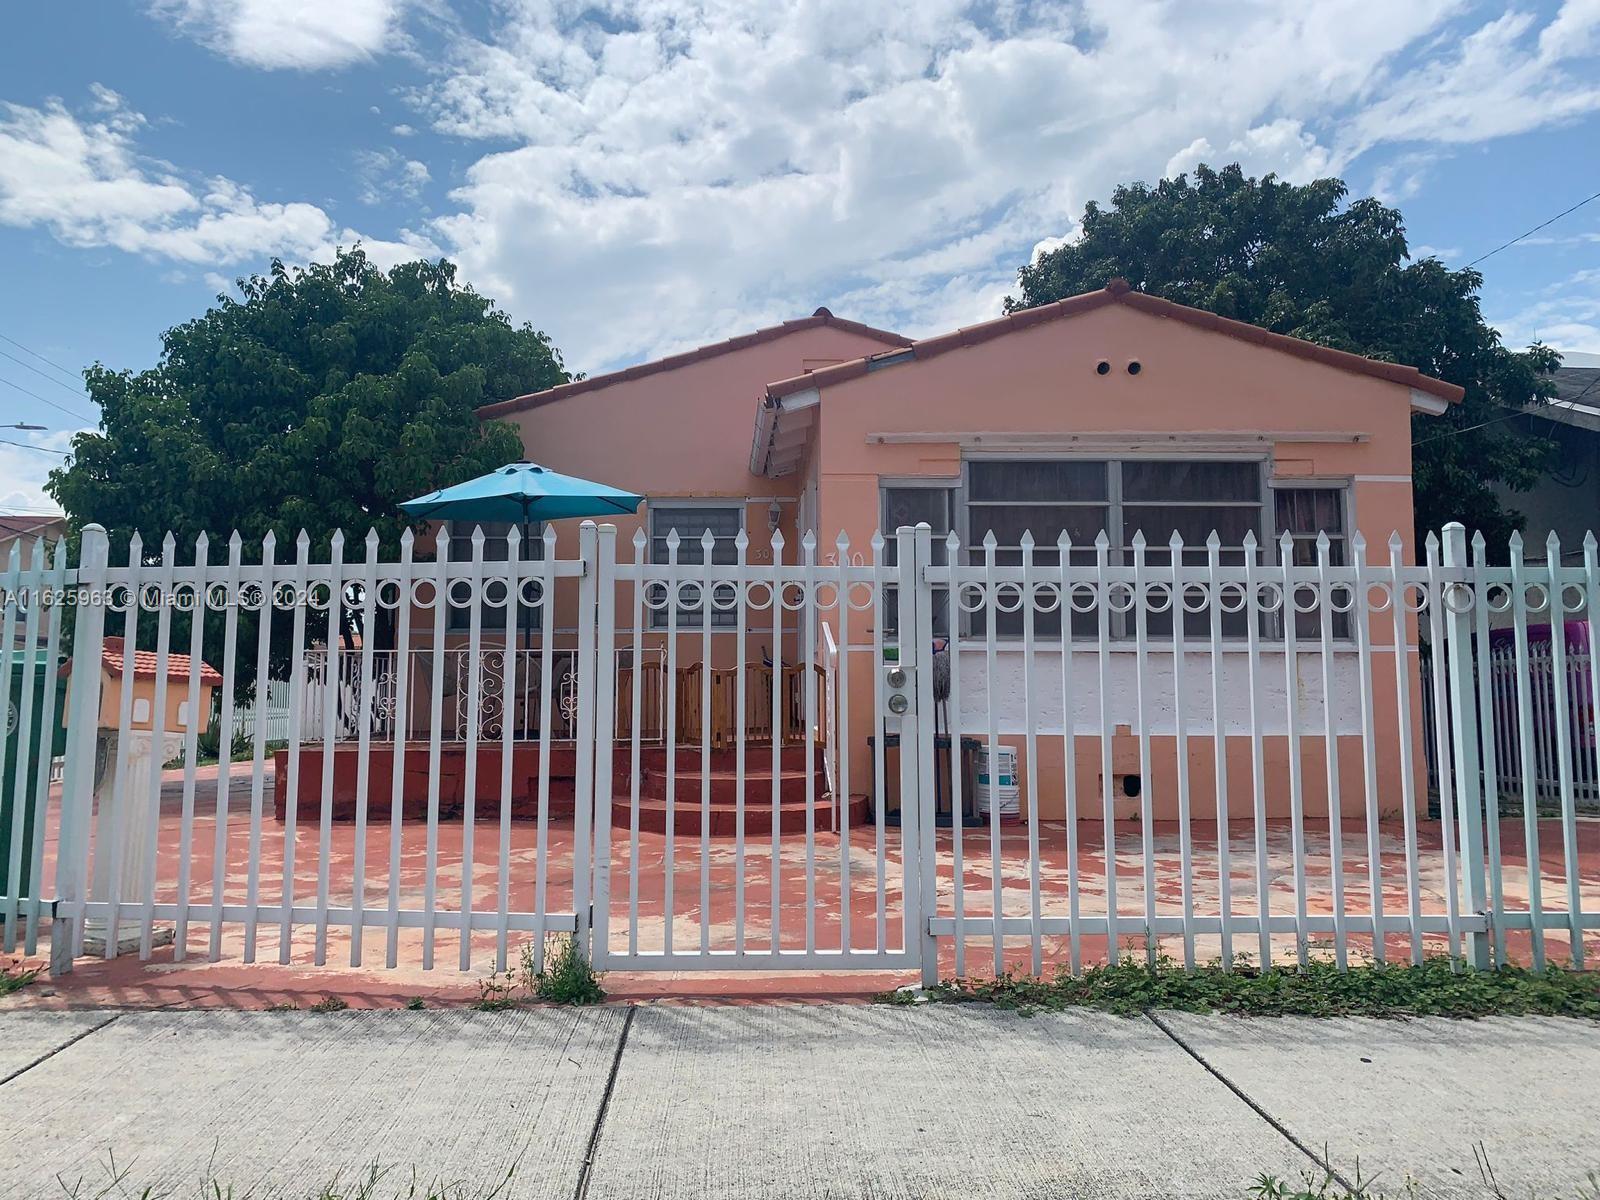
<box><xmin>3</xmin><ymin>0</ymin><xmax>1600</xmax><ymax>514</ymax></box>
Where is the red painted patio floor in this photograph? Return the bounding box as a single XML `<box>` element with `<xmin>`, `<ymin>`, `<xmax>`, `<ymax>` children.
<box><xmin>9</xmin><ymin>766</ymin><xmax>1598</xmax><ymax>1010</ymax></box>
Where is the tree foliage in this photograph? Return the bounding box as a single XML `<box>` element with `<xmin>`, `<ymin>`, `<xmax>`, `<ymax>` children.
<box><xmin>47</xmin><ymin>248</ymin><xmax>566</xmax><ymax>690</ymax></box>
<box><xmin>49</xmin><ymin>248</ymin><xmax>562</xmax><ymax>556</ymax></box>
<box><xmin>1008</xmin><ymin>164</ymin><xmax>1559</xmax><ymax>544</ymax></box>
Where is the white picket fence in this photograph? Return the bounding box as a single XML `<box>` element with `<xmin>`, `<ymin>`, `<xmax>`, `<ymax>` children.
<box><xmin>1</xmin><ymin>521</ymin><xmax>1597</xmax><ymax>981</ymax></box>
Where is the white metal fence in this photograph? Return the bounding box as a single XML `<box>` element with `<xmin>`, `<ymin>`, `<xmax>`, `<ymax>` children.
<box><xmin>1</xmin><ymin>522</ymin><xmax>1597</xmax><ymax>981</ymax></box>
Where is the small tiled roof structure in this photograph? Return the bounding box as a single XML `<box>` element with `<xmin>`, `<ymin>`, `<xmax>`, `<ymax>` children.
<box><xmin>478</xmin><ymin>308</ymin><xmax>911</xmax><ymax>419</ymax></box>
<box><xmin>62</xmin><ymin>635</ymin><xmax>223</xmax><ymax>686</ymax></box>
<box><xmin>0</xmin><ymin>513</ymin><xmax>66</xmax><ymax>542</ymax></box>
<box><xmin>763</xmin><ymin>279</ymin><xmax>1467</xmax><ymax>405</ymax></box>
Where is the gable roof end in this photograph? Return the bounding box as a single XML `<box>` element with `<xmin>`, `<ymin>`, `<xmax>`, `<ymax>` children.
<box><xmin>478</xmin><ymin>308</ymin><xmax>910</xmax><ymax>419</ymax></box>
<box><xmin>761</xmin><ymin>280</ymin><xmax>1467</xmax><ymax>408</ymax></box>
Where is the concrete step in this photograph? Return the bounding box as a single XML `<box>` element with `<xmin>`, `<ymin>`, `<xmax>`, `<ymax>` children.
<box><xmin>622</xmin><ymin>793</ymin><xmax>871</xmax><ymax>836</ymax></box>
<box><xmin>639</xmin><ymin>765</ymin><xmax>823</xmax><ymax>805</ymax></box>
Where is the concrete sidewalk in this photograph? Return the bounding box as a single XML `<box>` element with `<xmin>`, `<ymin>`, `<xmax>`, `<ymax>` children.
<box><xmin>0</xmin><ymin>1006</ymin><xmax>1595</xmax><ymax>1200</ymax></box>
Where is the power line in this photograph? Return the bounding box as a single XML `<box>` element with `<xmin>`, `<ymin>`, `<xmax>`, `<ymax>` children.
<box><xmin>0</xmin><ymin>375</ymin><xmax>94</xmax><ymax>424</ymax></box>
<box><xmin>1465</xmin><ymin>188</ymin><xmax>1600</xmax><ymax>267</ymax></box>
<box><xmin>0</xmin><ymin>347</ymin><xmax>92</xmax><ymax>400</ymax></box>
<box><xmin>0</xmin><ymin>437</ymin><xmax>69</xmax><ymax>456</ymax></box>
<box><xmin>0</xmin><ymin>331</ymin><xmax>83</xmax><ymax>385</ymax></box>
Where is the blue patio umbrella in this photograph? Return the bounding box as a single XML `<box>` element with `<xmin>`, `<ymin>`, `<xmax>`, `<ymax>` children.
<box><xmin>398</xmin><ymin>460</ymin><xmax>643</xmax><ymax>527</ymax></box>
<box><xmin>400</xmin><ymin>461</ymin><xmax>643</xmax><ymax>644</ymax></box>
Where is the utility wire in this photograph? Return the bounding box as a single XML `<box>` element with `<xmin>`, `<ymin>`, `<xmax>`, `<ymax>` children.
<box><xmin>0</xmin><ymin>375</ymin><xmax>94</xmax><ymax>424</ymax></box>
<box><xmin>0</xmin><ymin>437</ymin><xmax>69</xmax><ymax>456</ymax></box>
<box><xmin>0</xmin><ymin>347</ymin><xmax>92</xmax><ymax>400</ymax></box>
<box><xmin>0</xmin><ymin>331</ymin><xmax>83</xmax><ymax>385</ymax></box>
<box><xmin>1465</xmin><ymin>188</ymin><xmax>1600</xmax><ymax>267</ymax></box>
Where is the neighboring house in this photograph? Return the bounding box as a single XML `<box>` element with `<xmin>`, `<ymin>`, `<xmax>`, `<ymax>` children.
<box><xmin>1495</xmin><ymin>363</ymin><xmax>1600</xmax><ymax>565</ymax></box>
<box><xmin>0</xmin><ymin>513</ymin><xmax>66</xmax><ymax>572</ymax></box>
<box><xmin>463</xmin><ymin>279</ymin><xmax>1461</xmax><ymax>819</ymax></box>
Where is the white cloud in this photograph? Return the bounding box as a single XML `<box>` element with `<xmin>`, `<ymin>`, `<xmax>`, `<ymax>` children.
<box><xmin>148</xmin><ymin>0</ymin><xmax>406</xmax><ymax>70</ymax></box>
<box><xmin>0</xmin><ymin>428</ymin><xmax>81</xmax><ymax>516</ymax></box>
<box><xmin>411</xmin><ymin>0</ymin><xmax>1600</xmax><ymax>372</ymax></box>
<box><xmin>1492</xmin><ymin>264</ymin><xmax>1600</xmax><ymax>356</ymax></box>
<box><xmin>356</xmin><ymin>149</ymin><xmax>433</xmax><ymax>206</ymax></box>
<box><xmin>0</xmin><ymin>89</ymin><xmax>435</xmax><ymax>269</ymax></box>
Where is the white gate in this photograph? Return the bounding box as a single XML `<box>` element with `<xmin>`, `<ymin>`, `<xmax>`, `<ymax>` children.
<box><xmin>588</xmin><ymin>523</ymin><xmax>931</xmax><ymax>972</ymax></box>
<box><xmin>4</xmin><ymin>521</ymin><xmax>1598</xmax><ymax>982</ymax></box>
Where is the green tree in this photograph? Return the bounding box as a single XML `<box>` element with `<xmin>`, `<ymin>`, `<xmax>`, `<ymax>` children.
<box><xmin>1009</xmin><ymin>164</ymin><xmax>1559</xmax><ymax>545</ymax></box>
<box><xmin>48</xmin><ymin>248</ymin><xmax>566</xmax><ymax>688</ymax></box>
<box><xmin>50</xmin><ymin>248</ymin><xmax>561</xmax><ymax>553</ymax></box>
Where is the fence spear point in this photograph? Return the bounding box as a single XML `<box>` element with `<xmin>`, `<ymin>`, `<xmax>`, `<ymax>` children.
<box><xmin>399</xmin><ymin>528</ymin><xmax>414</xmax><ymax>550</ymax></box>
<box><xmin>1545</xmin><ymin>530</ymin><xmax>1562</xmax><ymax>554</ymax></box>
<box><xmin>632</xmin><ymin>527</ymin><xmax>647</xmax><ymax>550</ymax></box>
<box><xmin>1019</xmin><ymin>530</ymin><xmax>1035</xmax><ymax>550</ymax></box>
<box><xmin>1056</xmin><ymin>530</ymin><xmax>1072</xmax><ymax>550</ymax></box>
<box><xmin>1205</xmin><ymin>530</ymin><xmax>1221</xmax><ymax>549</ymax></box>
<box><xmin>1351</xmin><ymin>530</ymin><xmax>1367</xmax><ymax>555</ymax></box>
<box><xmin>1388</xmin><ymin>530</ymin><xmax>1403</xmax><ymax>551</ymax></box>
<box><xmin>1130</xmin><ymin>530</ymin><xmax>1146</xmax><ymax>550</ymax></box>
<box><xmin>1585</xmin><ymin>530</ymin><xmax>1598</xmax><ymax>552</ymax></box>
<box><xmin>193</xmin><ymin>531</ymin><xmax>208</xmax><ymax>556</ymax></box>
<box><xmin>1094</xmin><ymin>530</ymin><xmax>1110</xmax><ymax>549</ymax></box>
<box><xmin>1242</xmin><ymin>529</ymin><xmax>1257</xmax><ymax>550</ymax></box>
<box><xmin>835</xmin><ymin>530</ymin><xmax>850</xmax><ymax>554</ymax></box>
<box><xmin>770</xmin><ymin>528</ymin><xmax>784</xmax><ymax>555</ymax></box>
<box><xmin>981</xmin><ymin>530</ymin><xmax>998</xmax><ymax>550</ymax></box>
<box><xmin>1168</xmin><ymin>530</ymin><xmax>1185</xmax><ymax>551</ymax></box>
<box><xmin>801</xmin><ymin>530</ymin><xmax>817</xmax><ymax>555</ymax></box>
<box><xmin>365</xmin><ymin>528</ymin><xmax>380</xmax><ymax>552</ymax></box>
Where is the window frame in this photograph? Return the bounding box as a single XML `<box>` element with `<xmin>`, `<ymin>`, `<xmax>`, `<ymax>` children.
<box><xmin>646</xmin><ymin>499</ymin><xmax>747</xmax><ymax>630</ymax></box>
<box><xmin>445</xmin><ymin>519</ymin><xmax>544</xmax><ymax>635</ymax></box>
<box><xmin>945</xmin><ymin>455</ymin><xmax>1354</xmax><ymax>643</ymax></box>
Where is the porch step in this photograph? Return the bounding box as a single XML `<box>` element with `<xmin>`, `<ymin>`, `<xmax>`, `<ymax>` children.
<box><xmin>622</xmin><ymin>793</ymin><xmax>871</xmax><ymax>836</ymax></box>
<box><xmin>638</xmin><ymin>765</ymin><xmax>821</xmax><ymax>805</ymax></box>
<box><xmin>636</xmin><ymin>745</ymin><xmax>824</xmax><ymax>772</ymax></box>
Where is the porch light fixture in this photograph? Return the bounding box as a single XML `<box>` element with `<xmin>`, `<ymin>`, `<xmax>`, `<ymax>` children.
<box><xmin>768</xmin><ymin>499</ymin><xmax>782</xmax><ymax>531</ymax></box>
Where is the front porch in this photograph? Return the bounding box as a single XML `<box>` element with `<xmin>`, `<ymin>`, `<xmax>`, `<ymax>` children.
<box><xmin>272</xmin><ymin>647</ymin><xmax>840</xmax><ymax>832</ymax></box>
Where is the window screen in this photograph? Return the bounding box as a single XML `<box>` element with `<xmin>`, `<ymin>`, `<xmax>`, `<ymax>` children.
<box><xmin>649</xmin><ymin>505</ymin><xmax>743</xmax><ymax>628</ymax></box>
<box><xmin>447</xmin><ymin>520</ymin><xmax>544</xmax><ymax>633</ymax></box>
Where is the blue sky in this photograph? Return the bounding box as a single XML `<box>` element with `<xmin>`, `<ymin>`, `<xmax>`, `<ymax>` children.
<box><xmin>3</xmin><ymin>0</ymin><xmax>1600</xmax><ymax>514</ymax></box>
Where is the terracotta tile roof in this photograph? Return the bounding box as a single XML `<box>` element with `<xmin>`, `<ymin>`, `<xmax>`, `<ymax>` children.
<box><xmin>0</xmin><ymin>514</ymin><xmax>66</xmax><ymax>542</ymax></box>
<box><xmin>763</xmin><ymin>279</ymin><xmax>1467</xmax><ymax>405</ymax></box>
<box><xmin>66</xmin><ymin>636</ymin><xmax>224</xmax><ymax>686</ymax></box>
<box><xmin>477</xmin><ymin>309</ymin><xmax>911</xmax><ymax>419</ymax></box>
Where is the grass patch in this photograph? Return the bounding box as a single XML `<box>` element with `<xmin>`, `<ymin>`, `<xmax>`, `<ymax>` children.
<box><xmin>1</xmin><ymin>956</ymin><xmax>39</xmax><ymax>999</ymax></box>
<box><xmin>879</xmin><ymin>954</ymin><xmax>1600</xmax><ymax>1019</ymax></box>
<box><xmin>309</xmin><ymin>995</ymin><xmax>350</xmax><ymax>1014</ymax></box>
<box><xmin>475</xmin><ymin>933</ymin><xmax>605</xmax><ymax>1010</ymax></box>
<box><xmin>1247</xmin><ymin>1148</ymin><xmax>1600</xmax><ymax>1199</ymax></box>
<box><xmin>59</xmin><ymin>1153</ymin><xmax>516</xmax><ymax>1198</ymax></box>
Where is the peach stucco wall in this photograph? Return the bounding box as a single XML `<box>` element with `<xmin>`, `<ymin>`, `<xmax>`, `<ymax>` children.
<box><xmin>810</xmin><ymin>302</ymin><xmax>1428</xmax><ymax>821</ymax></box>
<box><xmin>441</xmin><ymin>323</ymin><xmax>900</xmax><ymax>663</ymax></box>
<box><xmin>470</xmin><ymin>303</ymin><xmax>1436</xmax><ymax>824</ymax></box>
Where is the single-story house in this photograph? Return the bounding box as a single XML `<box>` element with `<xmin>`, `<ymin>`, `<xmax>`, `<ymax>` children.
<box><xmin>445</xmin><ymin>279</ymin><xmax>1462</xmax><ymax>824</ymax></box>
